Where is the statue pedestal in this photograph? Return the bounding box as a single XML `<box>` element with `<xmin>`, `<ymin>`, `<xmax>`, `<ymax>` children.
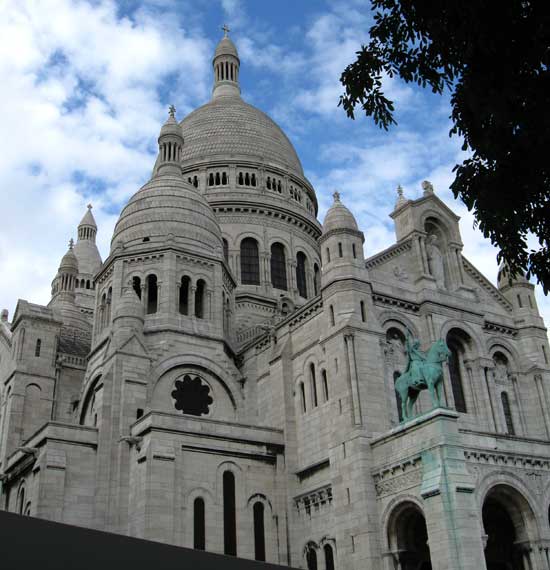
<box><xmin>371</xmin><ymin>408</ymin><xmax>487</xmax><ymax>570</ymax></box>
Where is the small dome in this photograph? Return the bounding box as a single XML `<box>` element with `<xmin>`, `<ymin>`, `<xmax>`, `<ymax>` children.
<box><xmin>215</xmin><ymin>36</ymin><xmax>239</xmax><ymax>59</ymax></box>
<box><xmin>159</xmin><ymin>108</ymin><xmax>183</xmax><ymax>139</ymax></box>
<box><xmin>111</xmin><ymin>175</ymin><xmax>223</xmax><ymax>255</ymax></box>
<box><xmin>114</xmin><ymin>288</ymin><xmax>144</xmax><ymax>322</ymax></box>
<box><xmin>323</xmin><ymin>192</ymin><xmax>359</xmax><ymax>233</ymax></box>
<box><xmin>59</xmin><ymin>240</ymin><xmax>78</xmax><ymax>272</ymax></box>
<box><xmin>497</xmin><ymin>261</ymin><xmax>528</xmax><ymax>289</ymax></box>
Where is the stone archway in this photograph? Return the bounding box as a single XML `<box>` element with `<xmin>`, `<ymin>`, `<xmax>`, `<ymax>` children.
<box><xmin>482</xmin><ymin>484</ymin><xmax>538</xmax><ymax>570</ymax></box>
<box><xmin>387</xmin><ymin>501</ymin><xmax>432</xmax><ymax>570</ymax></box>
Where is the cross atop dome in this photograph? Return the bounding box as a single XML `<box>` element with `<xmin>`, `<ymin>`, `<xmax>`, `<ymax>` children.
<box><xmin>87</xmin><ymin>203</ymin><xmax>92</xmax><ymax>210</ymax></box>
<box><xmin>68</xmin><ymin>238</ymin><xmax>74</xmax><ymax>249</ymax></box>
<box><xmin>333</xmin><ymin>191</ymin><xmax>341</xmax><ymax>203</ymax></box>
<box><xmin>169</xmin><ymin>104</ymin><xmax>176</xmax><ymax>118</ymax></box>
<box><xmin>222</xmin><ymin>23</ymin><xmax>230</xmax><ymax>37</ymax></box>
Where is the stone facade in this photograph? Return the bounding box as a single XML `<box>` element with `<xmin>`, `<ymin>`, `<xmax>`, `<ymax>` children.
<box><xmin>1</xmin><ymin>34</ymin><xmax>550</xmax><ymax>570</ymax></box>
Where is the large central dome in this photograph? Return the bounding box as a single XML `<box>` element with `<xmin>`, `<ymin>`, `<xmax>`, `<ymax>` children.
<box><xmin>179</xmin><ymin>96</ymin><xmax>304</xmax><ymax>177</ymax></box>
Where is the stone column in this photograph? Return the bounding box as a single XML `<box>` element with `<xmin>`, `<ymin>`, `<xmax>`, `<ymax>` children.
<box><xmin>511</xmin><ymin>375</ymin><xmax>527</xmax><ymax>435</ymax></box>
<box><xmin>534</xmin><ymin>374</ymin><xmax>550</xmax><ymax>437</ymax></box>
<box><xmin>344</xmin><ymin>333</ymin><xmax>362</xmax><ymax>426</ymax></box>
<box><xmin>484</xmin><ymin>366</ymin><xmax>502</xmax><ymax>432</ymax></box>
<box><xmin>189</xmin><ymin>286</ymin><xmax>196</xmax><ymax>318</ymax></box>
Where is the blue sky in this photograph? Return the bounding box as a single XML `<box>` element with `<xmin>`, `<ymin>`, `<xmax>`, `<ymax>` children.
<box><xmin>1</xmin><ymin>0</ymin><xmax>549</xmax><ymax>327</ymax></box>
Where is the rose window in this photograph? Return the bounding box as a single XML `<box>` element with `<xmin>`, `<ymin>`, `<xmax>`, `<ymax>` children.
<box><xmin>171</xmin><ymin>374</ymin><xmax>213</xmax><ymax>416</ymax></box>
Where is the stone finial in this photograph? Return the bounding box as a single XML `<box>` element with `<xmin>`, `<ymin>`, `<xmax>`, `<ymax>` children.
<box><xmin>68</xmin><ymin>238</ymin><xmax>74</xmax><ymax>249</ymax></box>
<box><xmin>1</xmin><ymin>309</ymin><xmax>8</xmax><ymax>322</ymax></box>
<box><xmin>395</xmin><ymin>184</ymin><xmax>408</xmax><ymax>208</ymax></box>
<box><xmin>333</xmin><ymin>190</ymin><xmax>341</xmax><ymax>203</ymax></box>
<box><xmin>168</xmin><ymin>104</ymin><xmax>176</xmax><ymax>119</ymax></box>
<box><xmin>222</xmin><ymin>23</ymin><xmax>230</xmax><ymax>37</ymax></box>
<box><xmin>422</xmin><ymin>180</ymin><xmax>434</xmax><ymax>195</ymax></box>
<box><xmin>87</xmin><ymin>203</ymin><xmax>92</xmax><ymax>210</ymax></box>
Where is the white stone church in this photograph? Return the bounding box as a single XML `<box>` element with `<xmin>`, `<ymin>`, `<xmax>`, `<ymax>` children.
<box><xmin>2</xmin><ymin>33</ymin><xmax>550</xmax><ymax>570</ymax></box>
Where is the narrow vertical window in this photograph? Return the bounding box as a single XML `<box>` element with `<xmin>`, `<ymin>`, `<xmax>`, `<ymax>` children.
<box><xmin>310</xmin><ymin>363</ymin><xmax>318</xmax><ymax>407</ymax></box>
<box><xmin>326</xmin><ymin>247</ymin><xmax>330</xmax><ymax>263</ymax></box>
<box><xmin>253</xmin><ymin>502</ymin><xmax>266</xmax><ymax>561</ymax></box>
<box><xmin>330</xmin><ymin>305</ymin><xmax>335</xmax><ymax>326</ymax></box>
<box><xmin>360</xmin><ymin>301</ymin><xmax>366</xmax><ymax>322</ymax></box>
<box><xmin>132</xmin><ymin>276</ymin><xmax>141</xmax><ymax>299</ymax></box>
<box><xmin>146</xmin><ymin>274</ymin><xmax>158</xmax><ymax>314</ymax></box>
<box><xmin>223</xmin><ymin>238</ymin><xmax>229</xmax><ymax>262</ymax></box>
<box><xmin>296</xmin><ymin>252</ymin><xmax>308</xmax><ymax>298</ymax></box>
<box><xmin>179</xmin><ymin>276</ymin><xmax>190</xmax><ymax>315</ymax></box>
<box><xmin>352</xmin><ymin>243</ymin><xmax>357</xmax><ymax>259</ymax></box>
<box><xmin>322</xmin><ymin>369</ymin><xmax>329</xmax><ymax>401</ymax></box>
<box><xmin>542</xmin><ymin>345</ymin><xmax>549</xmax><ymax>365</ymax></box>
<box><xmin>223</xmin><ymin>471</ymin><xmax>237</xmax><ymax>556</ymax></box>
<box><xmin>194</xmin><ymin>497</ymin><xmax>205</xmax><ymax>550</ymax></box>
<box><xmin>270</xmin><ymin>243</ymin><xmax>287</xmax><ymax>290</ymax></box>
<box><xmin>195</xmin><ymin>280</ymin><xmax>205</xmax><ymax>319</ymax></box>
<box><xmin>306</xmin><ymin>548</ymin><xmax>318</xmax><ymax>570</ymax></box>
<box><xmin>324</xmin><ymin>545</ymin><xmax>335</xmax><ymax>570</ymax></box>
<box><xmin>338</xmin><ymin>242</ymin><xmax>343</xmax><ymax>257</ymax></box>
<box><xmin>241</xmin><ymin>238</ymin><xmax>260</xmax><ymax>285</ymax></box>
<box><xmin>448</xmin><ymin>343</ymin><xmax>467</xmax><ymax>413</ymax></box>
<box><xmin>501</xmin><ymin>392</ymin><xmax>515</xmax><ymax>435</ymax></box>
<box><xmin>393</xmin><ymin>371</ymin><xmax>403</xmax><ymax>422</ymax></box>
<box><xmin>528</xmin><ymin>295</ymin><xmax>534</xmax><ymax>309</ymax></box>
<box><xmin>300</xmin><ymin>382</ymin><xmax>306</xmax><ymax>413</ymax></box>
<box><xmin>517</xmin><ymin>294</ymin><xmax>523</xmax><ymax>308</ymax></box>
<box><xmin>35</xmin><ymin>339</ymin><xmax>41</xmax><ymax>357</ymax></box>
<box><xmin>313</xmin><ymin>264</ymin><xmax>320</xmax><ymax>295</ymax></box>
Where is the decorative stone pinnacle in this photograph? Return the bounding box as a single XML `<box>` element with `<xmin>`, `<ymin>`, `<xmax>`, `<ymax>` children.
<box><xmin>68</xmin><ymin>238</ymin><xmax>74</xmax><ymax>249</ymax></box>
<box><xmin>397</xmin><ymin>184</ymin><xmax>403</xmax><ymax>197</ymax></box>
<box><xmin>168</xmin><ymin>104</ymin><xmax>176</xmax><ymax>118</ymax></box>
<box><xmin>333</xmin><ymin>191</ymin><xmax>341</xmax><ymax>203</ymax></box>
<box><xmin>222</xmin><ymin>23</ymin><xmax>230</xmax><ymax>37</ymax></box>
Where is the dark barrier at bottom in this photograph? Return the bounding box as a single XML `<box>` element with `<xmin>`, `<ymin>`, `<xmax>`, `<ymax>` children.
<box><xmin>0</xmin><ymin>510</ymin><xmax>295</xmax><ymax>570</ymax></box>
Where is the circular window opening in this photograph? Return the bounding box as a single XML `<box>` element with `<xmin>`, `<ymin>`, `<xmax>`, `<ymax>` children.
<box><xmin>171</xmin><ymin>375</ymin><xmax>213</xmax><ymax>416</ymax></box>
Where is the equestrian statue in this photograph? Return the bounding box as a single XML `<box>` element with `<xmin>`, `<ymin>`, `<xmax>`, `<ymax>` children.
<box><xmin>395</xmin><ymin>335</ymin><xmax>451</xmax><ymax>421</ymax></box>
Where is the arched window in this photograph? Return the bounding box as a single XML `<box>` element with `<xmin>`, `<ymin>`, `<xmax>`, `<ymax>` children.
<box><xmin>146</xmin><ymin>275</ymin><xmax>158</xmax><ymax>314</ymax></box>
<box><xmin>222</xmin><ymin>172</ymin><xmax>227</xmax><ymax>185</ymax></box>
<box><xmin>299</xmin><ymin>382</ymin><xmax>306</xmax><ymax>413</ymax></box>
<box><xmin>330</xmin><ymin>305</ymin><xmax>335</xmax><ymax>326</ymax></box>
<box><xmin>195</xmin><ymin>280</ymin><xmax>206</xmax><ymax>319</ymax></box>
<box><xmin>306</xmin><ymin>547</ymin><xmax>318</xmax><ymax>570</ymax></box>
<box><xmin>321</xmin><ymin>369</ymin><xmax>329</xmax><ymax>401</ymax></box>
<box><xmin>309</xmin><ymin>363</ymin><xmax>318</xmax><ymax>407</ymax></box>
<box><xmin>35</xmin><ymin>339</ymin><xmax>41</xmax><ymax>357</ymax></box>
<box><xmin>240</xmin><ymin>238</ymin><xmax>260</xmax><ymax>285</ymax></box>
<box><xmin>132</xmin><ymin>276</ymin><xmax>142</xmax><ymax>299</ymax></box>
<box><xmin>277</xmin><ymin>180</ymin><xmax>281</xmax><ymax>193</ymax></box>
<box><xmin>501</xmin><ymin>392</ymin><xmax>515</xmax><ymax>435</ymax></box>
<box><xmin>223</xmin><ymin>238</ymin><xmax>229</xmax><ymax>262</ymax></box>
<box><xmin>193</xmin><ymin>497</ymin><xmax>205</xmax><ymax>550</ymax></box>
<box><xmin>209</xmin><ymin>173</ymin><xmax>214</xmax><ymax>186</ymax></box>
<box><xmin>245</xmin><ymin>172</ymin><xmax>250</xmax><ymax>186</ymax></box>
<box><xmin>267</xmin><ymin>177</ymin><xmax>271</xmax><ymax>189</ymax></box>
<box><xmin>338</xmin><ymin>242</ymin><xmax>343</xmax><ymax>257</ymax></box>
<box><xmin>179</xmin><ymin>276</ymin><xmax>190</xmax><ymax>315</ymax></box>
<box><xmin>326</xmin><ymin>247</ymin><xmax>331</xmax><ymax>263</ymax></box>
<box><xmin>238</xmin><ymin>172</ymin><xmax>244</xmax><ymax>185</ymax></box>
<box><xmin>251</xmin><ymin>173</ymin><xmax>257</xmax><ymax>187</ymax></box>
<box><xmin>223</xmin><ymin>471</ymin><xmax>237</xmax><ymax>556</ymax></box>
<box><xmin>352</xmin><ymin>243</ymin><xmax>357</xmax><ymax>259</ymax></box>
<box><xmin>447</xmin><ymin>337</ymin><xmax>467</xmax><ymax>413</ymax></box>
<box><xmin>17</xmin><ymin>487</ymin><xmax>25</xmax><ymax>515</ymax></box>
<box><xmin>360</xmin><ymin>301</ymin><xmax>366</xmax><ymax>322</ymax></box>
<box><xmin>215</xmin><ymin>172</ymin><xmax>220</xmax><ymax>186</ymax></box>
<box><xmin>270</xmin><ymin>243</ymin><xmax>287</xmax><ymax>290</ymax></box>
<box><xmin>296</xmin><ymin>252</ymin><xmax>308</xmax><ymax>298</ymax></box>
<box><xmin>313</xmin><ymin>263</ymin><xmax>320</xmax><ymax>295</ymax></box>
<box><xmin>253</xmin><ymin>502</ymin><xmax>266</xmax><ymax>561</ymax></box>
<box><xmin>324</xmin><ymin>544</ymin><xmax>335</xmax><ymax>570</ymax></box>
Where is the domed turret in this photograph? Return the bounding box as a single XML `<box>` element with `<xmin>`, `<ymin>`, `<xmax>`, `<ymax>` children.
<box><xmin>59</xmin><ymin>239</ymin><xmax>78</xmax><ymax>273</ymax></box>
<box><xmin>74</xmin><ymin>204</ymin><xmax>102</xmax><ymax>276</ymax></box>
<box><xmin>497</xmin><ymin>260</ymin><xmax>540</xmax><ymax>316</ymax></box>
<box><xmin>322</xmin><ymin>191</ymin><xmax>359</xmax><ymax>234</ymax></box>
<box><xmin>212</xmin><ymin>25</ymin><xmax>240</xmax><ymax>99</ymax></box>
<box><xmin>320</xmin><ymin>192</ymin><xmax>365</xmax><ymax>287</ymax></box>
<box><xmin>113</xmin><ymin>107</ymin><xmax>222</xmax><ymax>255</ymax></box>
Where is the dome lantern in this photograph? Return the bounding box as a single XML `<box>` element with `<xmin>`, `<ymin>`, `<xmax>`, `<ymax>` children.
<box><xmin>156</xmin><ymin>106</ymin><xmax>184</xmax><ymax>177</ymax></box>
<box><xmin>212</xmin><ymin>25</ymin><xmax>241</xmax><ymax>99</ymax></box>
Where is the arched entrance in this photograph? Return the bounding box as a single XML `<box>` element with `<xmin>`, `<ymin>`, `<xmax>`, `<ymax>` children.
<box><xmin>387</xmin><ymin>501</ymin><xmax>432</xmax><ymax>570</ymax></box>
<box><xmin>482</xmin><ymin>484</ymin><xmax>538</xmax><ymax>570</ymax></box>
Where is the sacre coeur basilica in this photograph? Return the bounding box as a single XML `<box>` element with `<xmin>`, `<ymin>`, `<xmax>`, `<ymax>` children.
<box><xmin>1</xmin><ymin>32</ymin><xmax>550</xmax><ymax>570</ymax></box>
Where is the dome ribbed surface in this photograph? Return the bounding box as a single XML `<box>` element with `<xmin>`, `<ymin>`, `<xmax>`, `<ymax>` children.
<box><xmin>215</xmin><ymin>37</ymin><xmax>239</xmax><ymax>58</ymax></box>
<box><xmin>323</xmin><ymin>200</ymin><xmax>359</xmax><ymax>233</ymax></box>
<box><xmin>112</xmin><ymin>174</ymin><xmax>222</xmax><ymax>254</ymax></box>
<box><xmin>60</xmin><ymin>248</ymin><xmax>78</xmax><ymax>271</ymax></box>
<box><xmin>179</xmin><ymin>96</ymin><xmax>304</xmax><ymax>177</ymax></box>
